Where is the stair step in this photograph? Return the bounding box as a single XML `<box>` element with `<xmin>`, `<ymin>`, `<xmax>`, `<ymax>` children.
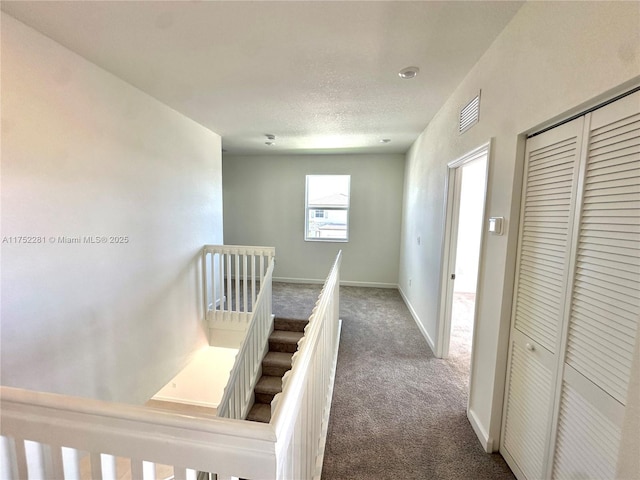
<box><xmin>254</xmin><ymin>375</ymin><xmax>283</xmax><ymax>404</ymax></box>
<box><xmin>274</xmin><ymin>317</ymin><xmax>309</xmax><ymax>333</ymax></box>
<box><xmin>262</xmin><ymin>351</ymin><xmax>294</xmax><ymax>377</ymax></box>
<box><xmin>269</xmin><ymin>330</ymin><xmax>304</xmax><ymax>353</ymax></box>
<box><xmin>246</xmin><ymin>403</ymin><xmax>271</xmax><ymax>423</ymax></box>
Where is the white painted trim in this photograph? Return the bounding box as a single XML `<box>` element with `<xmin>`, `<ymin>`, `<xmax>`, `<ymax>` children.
<box><xmin>468</xmin><ymin>407</ymin><xmax>495</xmax><ymax>453</ymax></box>
<box><xmin>273</xmin><ymin>277</ymin><xmax>397</xmax><ymax>289</ymax></box>
<box><xmin>313</xmin><ymin>319</ymin><xmax>342</xmax><ymax>480</ymax></box>
<box><xmin>398</xmin><ymin>286</ymin><xmax>436</xmax><ymax>354</ymax></box>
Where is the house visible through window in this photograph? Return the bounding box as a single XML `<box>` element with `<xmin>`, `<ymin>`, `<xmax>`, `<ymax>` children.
<box><xmin>305</xmin><ymin>175</ymin><xmax>350</xmax><ymax>242</ymax></box>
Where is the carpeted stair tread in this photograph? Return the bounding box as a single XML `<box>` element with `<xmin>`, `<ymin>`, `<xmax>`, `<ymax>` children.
<box><xmin>262</xmin><ymin>351</ymin><xmax>294</xmax><ymax>377</ymax></box>
<box><xmin>269</xmin><ymin>330</ymin><xmax>304</xmax><ymax>353</ymax></box>
<box><xmin>255</xmin><ymin>375</ymin><xmax>283</xmax><ymax>395</ymax></box>
<box><xmin>254</xmin><ymin>375</ymin><xmax>283</xmax><ymax>404</ymax></box>
<box><xmin>245</xmin><ymin>403</ymin><xmax>271</xmax><ymax>423</ymax></box>
<box><xmin>274</xmin><ymin>317</ymin><xmax>309</xmax><ymax>332</ymax></box>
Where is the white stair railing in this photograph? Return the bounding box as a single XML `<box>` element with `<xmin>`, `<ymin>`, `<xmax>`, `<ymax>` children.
<box><xmin>202</xmin><ymin>245</ymin><xmax>275</xmax><ymax>348</ymax></box>
<box><xmin>0</xmin><ymin>386</ymin><xmax>277</xmax><ymax>479</ymax></box>
<box><xmin>0</xmin><ymin>247</ymin><xmax>342</xmax><ymax>480</ymax></box>
<box><xmin>202</xmin><ymin>245</ymin><xmax>275</xmax><ymax>320</ymax></box>
<box><xmin>271</xmin><ymin>250</ymin><xmax>342</xmax><ymax>480</ymax></box>
<box><xmin>216</xmin><ymin>257</ymin><xmax>275</xmax><ymax>419</ymax></box>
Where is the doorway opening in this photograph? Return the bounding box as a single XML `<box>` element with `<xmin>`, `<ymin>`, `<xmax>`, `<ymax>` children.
<box><xmin>438</xmin><ymin>142</ymin><xmax>489</xmax><ymax>389</ymax></box>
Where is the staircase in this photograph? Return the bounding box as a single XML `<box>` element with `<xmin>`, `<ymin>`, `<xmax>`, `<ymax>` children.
<box><xmin>246</xmin><ymin>317</ymin><xmax>308</xmax><ymax>423</ymax></box>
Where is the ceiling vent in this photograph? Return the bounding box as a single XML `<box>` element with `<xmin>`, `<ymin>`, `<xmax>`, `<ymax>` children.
<box><xmin>459</xmin><ymin>91</ymin><xmax>481</xmax><ymax>134</ymax></box>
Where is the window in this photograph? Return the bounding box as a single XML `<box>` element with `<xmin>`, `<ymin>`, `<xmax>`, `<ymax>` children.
<box><xmin>305</xmin><ymin>175</ymin><xmax>350</xmax><ymax>242</ymax></box>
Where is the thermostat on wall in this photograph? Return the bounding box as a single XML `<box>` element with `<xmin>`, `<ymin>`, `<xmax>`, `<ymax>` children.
<box><xmin>488</xmin><ymin>217</ymin><xmax>504</xmax><ymax>235</ymax></box>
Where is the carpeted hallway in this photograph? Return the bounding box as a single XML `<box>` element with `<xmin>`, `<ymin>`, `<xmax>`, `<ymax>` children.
<box><xmin>272</xmin><ymin>282</ymin><xmax>514</xmax><ymax>480</ymax></box>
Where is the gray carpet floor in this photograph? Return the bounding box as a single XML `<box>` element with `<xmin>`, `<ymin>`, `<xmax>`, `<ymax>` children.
<box><xmin>272</xmin><ymin>282</ymin><xmax>514</xmax><ymax>480</ymax></box>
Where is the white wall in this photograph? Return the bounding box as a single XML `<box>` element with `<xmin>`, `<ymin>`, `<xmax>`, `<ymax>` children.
<box><xmin>0</xmin><ymin>14</ymin><xmax>223</xmax><ymax>404</ymax></box>
<box><xmin>223</xmin><ymin>154</ymin><xmax>404</xmax><ymax>286</ymax></box>
<box><xmin>399</xmin><ymin>1</ymin><xmax>639</xmax><ymax>452</ymax></box>
<box><xmin>152</xmin><ymin>346</ymin><xmax>237</xmax><ymax>409</ymax></box>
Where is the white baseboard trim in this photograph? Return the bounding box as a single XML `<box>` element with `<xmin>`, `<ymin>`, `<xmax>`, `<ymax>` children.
<box><xmin>397</xmin><ymin>285</ymin><xmax>436</xmax><ymax>354</ymax></box>
<box><xmin>314</xmin><ymin>319</ymin><xmax>342</xmax><ymax>480</ymax></box>
<box><xmin>273</xmin><ymin>276</ymin><xmax>397</xmax><ymax>289</ymax></box>
<box><xmin>468</xmin><ymin>407</ymin><xmax>495</xmax><ymax>453</ymax></box>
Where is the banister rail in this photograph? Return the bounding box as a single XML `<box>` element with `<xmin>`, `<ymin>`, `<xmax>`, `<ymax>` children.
<box><xmin>271</xmin><ymin>250</ymin><xmax>342</xmax><ymax>480</ymax></box>
<box><xmin>0</xmin><ymin>386</ymin><xmax>277</xmax><ymax>479</ymax></box>
<box><xmin>217</xmin><ymin>257</ymin><xmax>275</xmax><ymax>419</ymax></box>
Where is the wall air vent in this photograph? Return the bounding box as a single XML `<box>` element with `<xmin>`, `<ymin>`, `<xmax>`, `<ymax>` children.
<box><xmin>459</xmin><ymin>91</ymin><xmax>481</xmax><ymax>134</ymax></box>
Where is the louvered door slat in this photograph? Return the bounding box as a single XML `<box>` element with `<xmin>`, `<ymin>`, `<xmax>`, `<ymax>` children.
<box><xmin>573</xmin><ymin>301</ymin><xmax>635</xmax><ymax>338</ymax></box>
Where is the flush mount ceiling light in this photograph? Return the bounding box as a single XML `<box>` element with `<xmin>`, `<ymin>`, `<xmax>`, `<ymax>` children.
<box><xmin>265</xmin><ymin>134</ymin><xmax>276</xmax><ymax>146</ymax></box>
<box><xmin>380</xmin><ymin>138</ymin><xmax>391</xmax><ymax>143</ymax></box>
<box><xmin>398</xmin><ymin>66</ymin><xmax>420</xmax><ymax>79</ymax></box>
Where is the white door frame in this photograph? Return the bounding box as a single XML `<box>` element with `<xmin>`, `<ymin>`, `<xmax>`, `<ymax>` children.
<box><xmin>436</xmin><ymin>140</ymin><xmax>491</xmax><ymax>360</ymax></box>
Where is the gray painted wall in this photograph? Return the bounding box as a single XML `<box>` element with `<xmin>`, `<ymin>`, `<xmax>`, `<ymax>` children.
<box><xmin>223</xmin><ymin>154</ymin><xmax>404</xmax><ymax>286</ymax></box>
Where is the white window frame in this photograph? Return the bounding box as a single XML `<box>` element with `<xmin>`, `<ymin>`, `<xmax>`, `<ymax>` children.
<box><xmin>304</xmin><ymin>175</ymin><xmax>350</xmax><ymax>243</ymax></box>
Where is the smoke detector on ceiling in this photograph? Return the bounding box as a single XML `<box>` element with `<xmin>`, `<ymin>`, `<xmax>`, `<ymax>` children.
<box><xmin>398</xmin><ymin>66</ymin><xmax>420</xmax><ymax>79</ymax></box>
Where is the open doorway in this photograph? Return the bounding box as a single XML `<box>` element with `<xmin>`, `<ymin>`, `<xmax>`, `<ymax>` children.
<box><xmin>449</xmin><ymin>157</ymin><xmax>486</xmax><ymax>371</ymax></box>
<box><xmin>438</xmin><ymin>142</ymin><xmax>489</xmax><ymax>387</ymax></box>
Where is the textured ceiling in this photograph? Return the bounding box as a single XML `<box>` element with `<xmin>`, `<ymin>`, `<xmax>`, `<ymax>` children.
<box><xmin>1</xmin><ymin>1</ymin><xmax>523</xmax><ymax>155</ymax></box>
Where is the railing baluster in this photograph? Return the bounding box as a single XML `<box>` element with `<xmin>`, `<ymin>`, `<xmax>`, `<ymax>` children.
<box><xmin>43</xmin><ymin>445</ymin><xmax>67</xmax><ymax>479</ymax></box>
<box><xmin>173</xmin><ymin>465</ymin><xmax>188</xmax><ymax>480</ymax></box>
<box><xmin>90</xmin><ymin>452</ymin><xmax>104</xmax><ymax>480</ymax></box>
<box><xmin>0</xmin><ymin>436</ymin><xmax>17</xmax><ymax>479</ymax></box>
<box><xmin>234</xmin><ymin>254</ymin><xmax>240</xmax><ymax>312</ymax></box>
<box><xmin>209</xmin><ymin>252</ymin><xmax>214</xmax><ymax>312</ymax></box>
<box><xmin>130</xmin><ymin>458</ymin><xmax>144</xmax><ymax>479</ymax></box>
<box><xmin>226</xmin><ymin>253</ymin><xmax>232</xmax><ymax>312</ymax></box>
<box><xmin>251</xmin><ymin>254</ymin><xmax>257</xmax><ymax>307</ymax></box>
<box><xmin>243</xmin><ymin>254</ymin><xmax>248</xmax><ymax>313</ymax></box>
<box><xmin>14</xmin><ymin>438</ymin><xmax>28</xmax><ymax>480</ymax></box>
<box><xmin>202</xmin><ymin>250</ymin><xmax>208</xmax><ymax>318</ymax></box>
<box><xmin>219</xmin><ymin>253</ymin><xmax>225</xmax><ymax>311</ymax></box>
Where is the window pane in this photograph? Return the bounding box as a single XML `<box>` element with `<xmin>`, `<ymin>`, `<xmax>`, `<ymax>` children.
<box><xmin>305</xmin><ymin>175</ymin><xmax>350</xmax><ymax>242</ymax></box>
<box><xmin>307</xmin><ymin>209</ymin><xmax>348</xmax><ymax>240</ymax></box>
<box><xmin>307</xmin><ymin>175</ymin><xmax>350</xmax><ymax>208</ymax></box>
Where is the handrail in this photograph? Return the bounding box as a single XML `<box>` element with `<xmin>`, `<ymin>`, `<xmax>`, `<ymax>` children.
<box><xmin>217</xmin><ymin>257</ymin><xmax>275</xmax><ymax>419</ymax></box>
<box><xmin>0</xmin><ymin>386</ymin><xmax>277</xmax><ymax>479</ymax></box>
<box><xmin>271</xmin><ymin>250</ymin><xmax>342</xmax><ymax>479</ymax></box>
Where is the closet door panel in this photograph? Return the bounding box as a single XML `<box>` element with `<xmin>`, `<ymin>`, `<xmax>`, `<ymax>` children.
<box><xmin>502</xmin><ymin>118</ymin><xmax>584</xmax><ymax>479</ymax></box>
<box><xmin>513</xmin><ymin>119</ymin><xmax>584</xmax><ymax>353</ymax></box>
<box><xmin>503</xmin><ymin>330</ymin><xmax>555</xmax><ymax>480</ymax></box>
<box><xmin>565</xmin><ymin>94</ymin><xmax>640</xmax><ymax>405</ymax></box>
<box><xmin>552</xmin><ymin>367</ymin><xmax>624</xmax><ymax>480</ymax></box>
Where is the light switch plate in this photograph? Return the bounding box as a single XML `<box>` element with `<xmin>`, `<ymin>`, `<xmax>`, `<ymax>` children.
<box><xmin>488</xmin><ymin>217</ymin><xmax>504</xmax><ymax>235</ymax></box>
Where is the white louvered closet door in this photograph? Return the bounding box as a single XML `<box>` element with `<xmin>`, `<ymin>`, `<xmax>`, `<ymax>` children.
<box><xmin>501</xmin><ymin>117</ymin><xmax>584</xmax><ymax>480</ymax></box>
<box><xmin>550</xmin><ymin>91</ymin><xmax>639</xmax><ymax>479</ymax></box>
<box><xmin>502</xmin><ymin>89</ymin><xmax>640</xmax><ymax>480</ymax></box>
